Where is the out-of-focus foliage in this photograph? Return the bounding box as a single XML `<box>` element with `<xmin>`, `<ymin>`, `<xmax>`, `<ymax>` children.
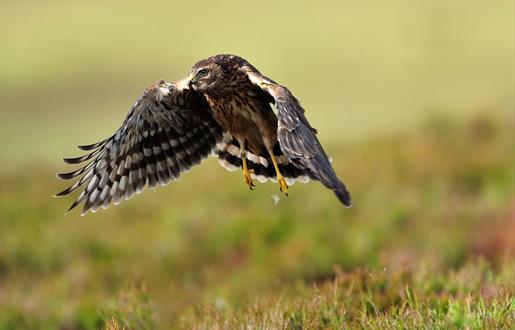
<box><xmin>1</xmin><ymin>115</ymin><xmax>514</xmax><ymax>329</ymax></box>
<box><xmin>1</xmin><ymin>0</ymin><xmax>513</xmax><ymax>329</ymax></box>
<box><xmin>1</xmin><ymin>0</ymin><xmax>513</xmax><ymax>164</ymax></box>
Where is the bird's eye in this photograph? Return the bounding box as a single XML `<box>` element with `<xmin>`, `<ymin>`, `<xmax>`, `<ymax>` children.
<box><xmin>197</xmin><ymin>68</ymin><xmax>209</xmax><ymax>78</ymax></box>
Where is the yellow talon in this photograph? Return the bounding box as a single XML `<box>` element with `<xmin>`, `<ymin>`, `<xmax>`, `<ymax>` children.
<box><xmin>241</xmin><ymin>154</ymin><xmax>255</xmax><ymax>190</ymax></box>
<box><xmin>243</xmin><ymin>169</ymin><xmax>255</xmax><ymax>190</ymax></box>
<box><xmin>277</xmin><ymin>174</ymin><xmax>289</xmax><ymax>196</ymax></box>
<box><xmin>269</xmin><ymin>153</ymin><xmax>289</xmax><ymax>197</ymax></box>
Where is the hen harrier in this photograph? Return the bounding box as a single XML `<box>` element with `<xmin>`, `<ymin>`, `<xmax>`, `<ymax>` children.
<box><xmin>56</xmin><ymin>54</ymin><xmax>352</xmax><ymax>214</ymax></box>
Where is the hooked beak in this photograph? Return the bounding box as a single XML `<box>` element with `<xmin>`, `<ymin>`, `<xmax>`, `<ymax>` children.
<box><xmin>175</xmin><ymin>73</ymin><xmax>195</xmax><ymax>90</ymax></box>
<box><xmin>189</xmin><ymin>75</ymin><xmax>198</xmax><ymax>86</ymax></box>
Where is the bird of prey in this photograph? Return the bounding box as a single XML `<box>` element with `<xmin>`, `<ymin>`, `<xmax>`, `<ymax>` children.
<box><xmin>56</xmin><ymin>54</ymin><xmax>351</xmax><ymax>215</ymax></box>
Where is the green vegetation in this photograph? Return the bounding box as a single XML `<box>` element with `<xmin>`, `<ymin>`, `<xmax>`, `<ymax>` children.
<box><xmin>103</xmin><ymin>260</ymin><xmax>515</xmax><ymax>329</ymax></box>
<box><xmin>1</xmin><ymin>114</ymin><xmax>514</xmax><ymax>329</ymax></box>
<box><xmin>167</xmin><ymin>262</ymin><xmax>515</xmax><ymax>329</ymax></box>
<box><xmin>1</xmin><ymin>1</ymin><xmax>513</xmax><ymax>329</ymax></box>
<box><xmin>1</xmin><ymin>0</ymin><xmax>513</xmax><ymax>164</ymax></box>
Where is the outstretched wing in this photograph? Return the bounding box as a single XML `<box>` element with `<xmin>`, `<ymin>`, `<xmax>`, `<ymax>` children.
<box><xmin>243</xmin><ymin>69</ymin><xmax>352</xmax><ymax>206</ymax></box>
<box><xmin>56</xmin><ymin>81</ymin><xmax>224</xmax><ymax>215</ymax></box>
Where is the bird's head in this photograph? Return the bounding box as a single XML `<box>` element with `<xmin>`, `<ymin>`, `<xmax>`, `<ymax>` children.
<box><xmin>188</xmin><ymin>62</ymin><xmax>221</xmax><ymax>93</ymax></box>
<box><xmin>184</xmin><ymin>54</ymin><xmax>247</xmax><ymax>95</ymax></box>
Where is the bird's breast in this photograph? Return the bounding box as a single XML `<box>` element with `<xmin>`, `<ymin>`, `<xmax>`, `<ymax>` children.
<box><xmin>206</xmin><ymin>94</ymin><xmax>257</xmax><ymax>131</ymax></box>
<box><xmin>204</xmin><ymin>93</ymin><xmax>277</xmax><ymax>153</ymax></box>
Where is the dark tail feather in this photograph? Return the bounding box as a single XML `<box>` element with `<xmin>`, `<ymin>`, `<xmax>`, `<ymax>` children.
<box><xmin>333</xmin><ymin>183</ymin><xmax>352</xmax><ymax>207</ymax></box>
<box><xmin>319</xmin><ymin>168</ymin><xmax>352</xmax><ymax>207</ymax></box>
<box><xmin>316</xmin><ymin>169</ymin><xmax>352</xmax><ymax>207</ymax></box>
<box><xmin>293</xmin><ymin>152</ymin><xmax>352</xmax><ymax>207</ymax></box>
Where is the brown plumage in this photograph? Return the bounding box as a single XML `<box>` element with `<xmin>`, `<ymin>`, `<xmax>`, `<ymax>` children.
<box><xmin>56</xmin><ymin>54</ymin><xmax>351</xmax><ymax>215</ymax></box>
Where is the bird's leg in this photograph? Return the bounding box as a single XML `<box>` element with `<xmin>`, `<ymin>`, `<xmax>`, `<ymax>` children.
<box><xmin>269</xmin><ymin>153</ymin><xmax>288</xmax><ymax>196</ymax></box>
<box><xmin>240</xmin><ymin>148</ymin><xmax>255</xmax><ymax>190</ymax></box>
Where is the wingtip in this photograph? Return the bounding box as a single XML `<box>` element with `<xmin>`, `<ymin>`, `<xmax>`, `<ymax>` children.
<box><xmin>342</xmin><ymin>199</ymin><xmax>353</xmax><ymax>208</ymax></box>
<box><xmin>56</xmin><ymin>172</ymin><xmax>69</xmax><ymax>180</ymax></box>
<box><xmin>54</xmin><ymin>188</ymin><xmax>71</xmax><ymax>197</ymax></box>
<box><xmin>335</xmin><ymin>189</ymin><xmax>352</xmax><ymax>208</ymax></box>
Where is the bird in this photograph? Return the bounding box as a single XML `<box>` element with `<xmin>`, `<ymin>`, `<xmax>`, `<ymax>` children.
<box><xmin>55</xmin><ymin>54</ymin><xmax>351</xmax><ymax>215</ymax></box>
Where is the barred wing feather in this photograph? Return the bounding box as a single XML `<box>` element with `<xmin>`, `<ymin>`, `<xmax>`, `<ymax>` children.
<box><xmin>55</xmin><ymin>82</ymin><xmax>223</xmax><ymax>215</ymax></box>
<box><xmin>244</xmin><ymin>70</ymin><xmax>352</xmax><ymax>207</ymax></box>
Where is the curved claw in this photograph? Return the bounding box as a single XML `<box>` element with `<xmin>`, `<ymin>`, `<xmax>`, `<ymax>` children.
<box><xmin>243</xmin><ymin>171</ymin><xmax>255</xmax><ymax>190</ymax></box>
<box><xmin>278</xmin><ymin>175</ymin><xmax>289</xmax><ymax>197</ymax></box>
<box><xmin>241</xmin><ymin>151</ymin><xmax>255</xmax><ymax>191</ymax></box>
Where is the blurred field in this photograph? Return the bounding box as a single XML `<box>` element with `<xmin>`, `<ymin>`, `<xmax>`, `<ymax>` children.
<box><xmin>2</xmin><ymin>115</ymin><xmax>514</xmax><ymax>328</ymax></box>
<box><xmin>1</xmin><ymin>0</ymin><xmax>513</xmax><ymax>164</ymax></box>
<box><xmin>1</xmin><ymin>1</ymin><xmax>514</xmax><ymax>329</ymax></box>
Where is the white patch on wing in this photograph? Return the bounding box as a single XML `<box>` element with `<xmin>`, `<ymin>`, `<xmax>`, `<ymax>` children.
<box><xmin>226</xmin><ymin>144</ymin><xmax>241</xmax><ymax>157</ymax></box>
<box><xmin>218</xmin><ymin>158</ymin><xmax>239</xmax><ymax>171</ymax></box>
<box><xmin>296</xmin><ymin>175</ymin><xmax>310</xmax><ymax>184</ymax></box>
<box><xmin>246</xmin><ymin>152</ymin><xmax>260</xmax><ymax>164</ymax></box>
<box><xmin>248</xmin><ymin>173</ymin><xmax>310</xmax><ymax>186</ymax></box>
<box><xmin>251</xmin><ymin>173</ymin><xmax>269</xmax><ymax>183</ymax></box>
<box><xmin>158</xmin><ymin>86</ymin><xmax>170</xmax><ymax>97</ymax></box>
<box><xmin>174</xmin><ymin>76</ymin><xmax>192</xmax><ymax>91</ymax></box>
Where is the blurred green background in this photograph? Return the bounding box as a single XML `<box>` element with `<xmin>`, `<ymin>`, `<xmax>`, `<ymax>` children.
<box><xmin>1</xmin><ymin>0</ymin><xmax>513</xmax><ymax>329</ymax></box>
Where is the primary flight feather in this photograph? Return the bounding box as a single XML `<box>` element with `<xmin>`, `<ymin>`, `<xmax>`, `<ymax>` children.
<box><xmin>56</xmin><ymin>54</ymin><xmax>352</xmax><ymax>214</ymax></box>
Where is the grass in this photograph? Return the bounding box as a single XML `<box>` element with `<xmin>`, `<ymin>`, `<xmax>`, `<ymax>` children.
<box><xmin>97</xmin><ymin>262</ymin><xmax>515</xmax><ymax>330</ymax></box>
<box><xmin>1</xmin><ymin>113</ymin><xmax>513</xmax><ymax>329</ymax></box>
<box><xmin>123</xmin><ymin>261</ymin><xmax>515</xmax><ymax>329</ymax></box>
